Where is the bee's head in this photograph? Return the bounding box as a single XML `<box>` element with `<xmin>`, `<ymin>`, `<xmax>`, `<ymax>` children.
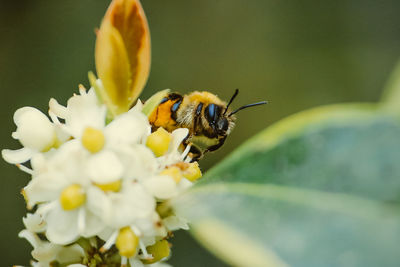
<box><xmin>205</xmin><ymin>89</ymin><xmax>266</xmax><ymax>137</ymax></box>
<box><xmin>204</xmin><ymin>103</ymin><xmax>230</xmax><ymax>136</ymax></box>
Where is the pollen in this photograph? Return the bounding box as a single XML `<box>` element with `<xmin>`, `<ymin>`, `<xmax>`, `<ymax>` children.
<box><xmin>160</xmin><ymin>166</ymin><xmax>182</xmax><ymax>183</ymax></box>
<box><xmin>60</xmin><ymin>184</ymin><xmax>86</xmax><ymax>211</ymax></box>
<box><xmin>116</xmin><ymin>227</ymin><xmax>139</xmax><ymax>258</ymax></box>
<box><xmin>182</xmin><ymin>162</ymin><xmax>202</xmax><ymax>181</ymax></box>
<box><xmin>142</xmin><ymin>240</ymin><xmax>170</xmax><ymax>264</ymax></box>
<box><xmin>146</xmin><ymin>127</ymin><xmax>171</xmax><ymax>157</ymax></box>
<box><xmin>81</xmin><ymin>127</ymin><xmax>105</xmax><ymax>153</ymax></box>
<box><xmin>95</xmin><ymin>179</ymin><xmax>122</xmax><ymax>192</ymax></box>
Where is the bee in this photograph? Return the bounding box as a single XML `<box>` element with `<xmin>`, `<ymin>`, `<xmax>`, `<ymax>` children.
<box><xmin>148</xmin><ymin>89</ymin><xmax>267</xmax><ymax>161</ymax></box>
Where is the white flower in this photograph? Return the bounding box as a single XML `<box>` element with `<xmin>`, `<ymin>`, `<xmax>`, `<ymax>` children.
<box><xmin>23</xmin><ymin>213</ymin><xmax>46</xmax><ymax>233</ymax></box>
<box><xmin>142</xmin><ymin>175</ymin><xmax>178</xmax><ymax>200</ymax></box>
<box><xmin>87</xmin><ymin>180</ymin><xmax>155</xmax><ymax>229</ymax></box>
<box><xmin>19</xmin><ymin>229</ymin><xmax>84</xmax><ymax>266</ymax></box>
<box><xmin>86</xmin><ymin>150</ymin><xmax>124</xmax><ymax>184</ymax></box>
<box><xmin>42</xmin><ymin>203</ymin><xmax>104</xmax><ymax>245</ymax></box>
<box><xmin>2</xmin><ymin>107</ymin><xmax>57</xmax><ymax>164</ymax></box>
<box><xmin>50</xmin><ymin>87</ymin><xmax>152</xmax><ymax>186</ymax></box>
<box><xmin>3</xmin><ymin>85</ymin><xmax>202</xmax><ymax>266</ymax></box>
<box><xmin>104</xmin><ymin>105</ymin><xmax>151</xmax><ymax>149</ymax></box>
<box><xmin>24</xmin><ymin>140</ymin><xmax>106</xmax><ymax>244</ymax></box>
<box><xmin>49</xmin><ymin>87</ymin><xmax>106</xmax><ymax>138</ymax></box>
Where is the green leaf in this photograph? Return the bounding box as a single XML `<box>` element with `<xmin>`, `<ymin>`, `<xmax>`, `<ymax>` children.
<box><xmin>381</xmin><ymin>60</ymin><xmax>400</xmax><ymax>114</ymax></box>
<box><xmin>174</xmin><ymin>104</ymin><xmax>400</xmax><ymax>267</ymax></box>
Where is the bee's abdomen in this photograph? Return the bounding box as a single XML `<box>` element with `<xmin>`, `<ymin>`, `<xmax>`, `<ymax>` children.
<box><xmin>149</xmin><ymin>93</ymin><xmax>183</xmax><ymax>132</ymax></box>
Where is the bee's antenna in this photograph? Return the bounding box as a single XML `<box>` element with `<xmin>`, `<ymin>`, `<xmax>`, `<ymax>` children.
<box><xmin>223</xmin><ymin>89</ymin><xmax>239</xmax><ymax>115</ymax></box>
<box><xmin>228</xmin><ymin>101</ymin><xmax>268</xmax><ymax>117</ymax></box>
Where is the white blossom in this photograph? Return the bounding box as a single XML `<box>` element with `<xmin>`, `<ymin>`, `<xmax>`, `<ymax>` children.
<box><xmin>3</xmin><ymin>86</ymin><xmax>200</xmax><ymax>266</ymax></box>
<box><xmin>19</xmin><ymin>229</ymin><xmax>84</xmax><ymax>266</ymax></box>
<box><xmin>2</xmin><ymin>107</ymin><xmax>57</xmax><ymax>164</ymax></box>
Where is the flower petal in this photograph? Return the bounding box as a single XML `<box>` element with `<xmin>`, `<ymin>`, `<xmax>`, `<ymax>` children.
<box><xmin>169</xmin><ymin>128</ymin><xmax>189</xmax><ymax>153</ymax></box>
<box><xmin>23</xmin><ymin>213</ymin><xmax>46</xmax><ymax>233</ymax></box>
<box><xmin>13</xmin><ymin>107</ymin><xmax>56</xmax><ymax>151</ymax></box>
<box><xmin>119</xmin><ymin>145</ymin><xmax>158</xmax><ymax>181</ymax></box>
<box><xmin>105</xmin><ymin>111</ymin><xmax>150</xmax><ymax>147</ymax></box>
<box><xmin>86</xmin><ymin>150</ymin><xmax>123</xmax><ymax>184</ymax></box>
<box><xmin>65</xmin><ymin>89</ymin><xmax>106</xmax><ymax>138</ymax></box>
<box><xmin>31</xmin><ymin>242</ymin><xmax>61</xmax><ymax>263</ymax></box>
<box><xmin>81</xmin><ymin>208</ymin><xmax>106</xmax><ymax>238</ymax></box>
<box><xmin>143</xmin><ymin>176</ymin><xmax>177</xmax><ymax>199</ymax></box>
<box><xmin>24</xmin><ymin>173</ymin><xmax>68</xmax><ymax>207</ymax></box>
<box><xmin>2</xmin><ymin>147</ymin><xmax>34</xmax><ymax>164</ymax></box>
<box><xmin>162</xmin><ymin>215</ymin><xmax>189</xmax><ymax>231</ymax></box>
<box><xmin>18</xmin><ymin>229</ymin><xmax>42</xmax><ymax>248</ymax></box>
<box><xmin>87</xmin><ymin>186</ymin><xmax>112</xmax><ymax>218</ymax></box>
<box><xmin>91</xmin><ymin>183</ymin><xmax>155</xmax><ymax>228</ymax></box>
<box><xmin>49</xmin><ymin>98</ymin><xmax>68</xmax><ymax>119</ymax></box>
<box><xmin>45</xmin><ymin>205</ymin><xmax>80</xmax><ymax>245</ymax></box>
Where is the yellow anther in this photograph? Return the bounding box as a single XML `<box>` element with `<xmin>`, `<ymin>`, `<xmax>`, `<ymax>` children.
<box><xmin>116</xmin><ymin>227</ymin><xmax>139</xmax><ymax>258</ymax></box>
<box><xmin>182</xmin><ymin>162</ymin><xmax>202</xmax><ymax>181</ymax></box>
<box><xmin>143</xmin><ymin>240</ymin><xmax>170</xmax><ymax>264</ymax></box>
<box><xmin>60</xmin><ymin>184</ymin><xmax>86</xmax><ymax>210</ymax></box>
<box><xmin>160</xmin><ymin>167</ymin><xmax>182</xmax><ymax>183</ymax></box>
<box><xmin>95</xmin><ymin>179</ymin><xmax>122</xmax><ymax>192</ymax></box>
<box><xmin>81</xmin><ymin>127</ymin><xmax>105</xmax><ymax>153</ymax></box>
<box><xmin>146</xmin><ymin>127</ymin><xmax>171</xmax><ymax>157</ymax></box>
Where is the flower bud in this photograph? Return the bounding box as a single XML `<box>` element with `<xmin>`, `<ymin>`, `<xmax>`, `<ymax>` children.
<box><xmin>95</xmin><ymin>0</ymin><xmax>151</xmax><ymax>116</ymax></box>
<box><xmin>13</xmin><ymin>107</ymin><xmax>56</xmax><ymax>151</ymax></box>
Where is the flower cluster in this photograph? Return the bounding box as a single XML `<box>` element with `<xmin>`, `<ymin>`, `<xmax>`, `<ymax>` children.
<box><xmin>3</xmin><ymin>85</ymin><xmax>202</xmax><ymax>267</ymax></box>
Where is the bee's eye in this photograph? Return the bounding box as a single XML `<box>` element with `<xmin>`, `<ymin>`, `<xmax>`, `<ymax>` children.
<box><xmin>205</xmin><ymin>104</ymin><xmax>217</xmax><ymax>124</ymax></box>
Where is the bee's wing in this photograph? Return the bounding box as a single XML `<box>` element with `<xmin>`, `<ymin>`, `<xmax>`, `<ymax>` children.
<box><xmin>95</xmin><ymin>0</ymin><xmax>151</xmax><ymax>116</ymax></box>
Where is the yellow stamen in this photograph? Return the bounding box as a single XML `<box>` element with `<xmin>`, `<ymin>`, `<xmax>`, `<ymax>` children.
<box><xmin>182</xmin><ymin>162</ymin><xmax>202</xmax><ymax>181</ymax></box>
<box><xmin>146</xmin><ymin>127</ymin><xmax>171</xmax><ymax>157</ymax></box>
<box><xmin>95</xmin><ymin>179</ymin><xmax>122</xmax><ymax>192</ymax></box>
<box><xmin>116</xmin><ymin>227</ymin><xmax>139</xmax><ymax>258</ymax></box>
<box><xmin>160</xmin><ymin>167</ymin><xmax>182</xmax><ymax>183</ymax></box>
<box><xmin>142</xmin><ymin>240</ymin><xmax>170</xmax><ymax>264</ymax></box>
<box><xmin>60</xmin><ymin>184</ymin><xmax>86</xmax><ymax>210</ymax></box>
<box><xmin>81</xmin><ymin>127</ymin><xmax>105</xmax><ymax>153</ymax></box>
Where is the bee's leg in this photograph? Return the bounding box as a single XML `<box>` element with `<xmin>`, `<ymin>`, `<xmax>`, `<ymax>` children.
<box><xmin>186</xmin><ymin>144</ymin><xmax>203</xmax><ymax>162</ymax></box>
<box><xmin>151</xmin><ymin>125</ymin><xmax>159</xmax><ymax>132</ymax></box>
<box><xmin>205</xmin><ymin>136</ymin><xmax>227</xmax><ymax>153</ymax></box>
<box><xmin>193</xmin><ymin>103</ymin><xmax>204</xmax><ymax>135</ymax></box>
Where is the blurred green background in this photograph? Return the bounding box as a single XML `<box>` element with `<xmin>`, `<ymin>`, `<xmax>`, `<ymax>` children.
<box><xmin>1</xmin><ymin>0</ymin><xmax>400</xmax><ymax>266</ymax></box>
